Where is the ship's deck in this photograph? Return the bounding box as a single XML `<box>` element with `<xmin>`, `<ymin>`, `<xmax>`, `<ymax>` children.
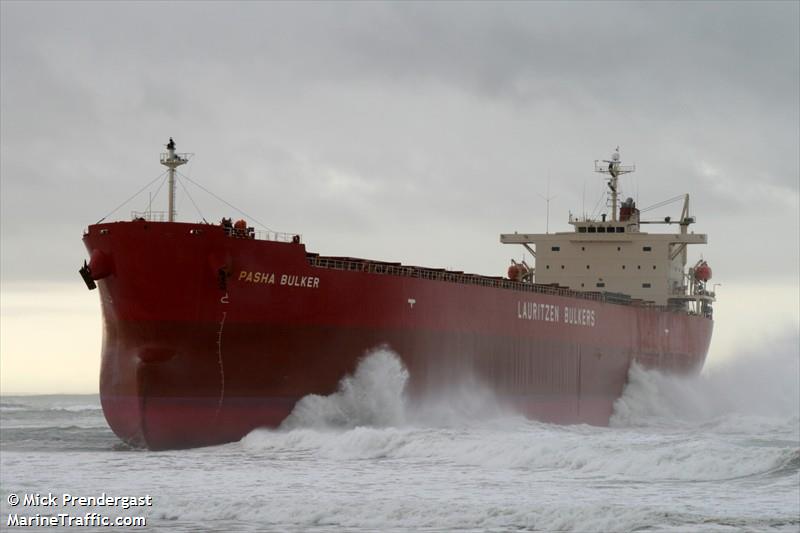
<box><xmin>305</xmin><ymin>253</ymin><xmax>692</xmax><ymax>313</ymax></box>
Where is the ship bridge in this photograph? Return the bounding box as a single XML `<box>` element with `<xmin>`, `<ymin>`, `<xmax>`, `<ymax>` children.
<box><xmin>500</xmin><ymin>149</ymin><xmax>714</xmax><ymax>316</ymax></box>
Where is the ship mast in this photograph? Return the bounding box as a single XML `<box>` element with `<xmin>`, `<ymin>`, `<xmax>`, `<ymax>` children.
<box><xmin>594</xmin><ymin>147</ymin><xmax>635</xmax><ymax>221</ymax></box>
<box><xmin>160</xmin><ymin>138</ymin><xmax>190</xmax><ymax>222</ymax></box>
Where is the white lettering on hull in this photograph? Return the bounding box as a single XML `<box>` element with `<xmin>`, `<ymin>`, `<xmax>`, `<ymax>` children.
<box><xmin>237</xmin><ymin>270</ymin><xmax>320</xmax><ymax>289</ymax></box>
<box><xmin>279</xmin><ymin>274</ymin><xmax>320</xmax><ymax>288</ymax></box>
<box><xmin>517</xmin><ymin>301</ymin><xmax>596</xmax><ymax>327</ymax></box>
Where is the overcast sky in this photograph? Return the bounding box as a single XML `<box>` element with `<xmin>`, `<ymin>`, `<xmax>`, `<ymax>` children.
<box><xmin>1</xmin><ymin>1</ymin><xmax>798</xmax><ymax>393</ymax></box>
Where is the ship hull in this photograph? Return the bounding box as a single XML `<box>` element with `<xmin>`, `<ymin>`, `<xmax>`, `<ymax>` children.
<box><xmin>84</xmin><ymin>221</ymin><xmax>712</xmax><ymax>450</ymax></box>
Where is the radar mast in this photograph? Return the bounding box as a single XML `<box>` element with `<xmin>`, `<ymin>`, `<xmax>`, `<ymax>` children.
<box><xmin>160</xmin><ymin>138</ymin><xmax>191</xmax><ymax>222</ymax></box>
<box><xmin>594</xmin><ymin>147</ymin><xmax>635</xmax><ymax>222</ymax></box>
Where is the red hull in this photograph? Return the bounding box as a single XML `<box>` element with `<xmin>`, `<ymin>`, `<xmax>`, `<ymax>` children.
<box><xmin>83</xmin><ymin>221</ymin><xmax>712</xmax><ymax>450</ymax></box>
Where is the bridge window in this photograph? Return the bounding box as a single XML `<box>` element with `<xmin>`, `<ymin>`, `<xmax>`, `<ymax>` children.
<box><xmin>551</xmin><ymin>246</ymin><xmax>560</xmax><ymax>251</ymax></box>
<box><xmin>596</xmin><ymin>282</ymin><xmax>606</xmax><ymax>288</ymax></box>
<box><xmin>588</xmin><ymin>227</ymin><xmax>597</xmax><ymax>233</ymax></box>
<box><xmin>598</xmin><ymin>227</ymin><xmax>606</xmax><ymax>233</ymax></box>
<box><xmin>642</xmin><ymin>283</ymin><xmax>651</xmax><ymax>288</ymax></box>
<box><xmin>578</xmin><ymin>227</ymin><xmax>587</xmax><ymax>233</ymax></box>
<box><xmin>616</xmin><ymin>227</ymin><xmax>625</xmax><ymax>233</ymax></box>
<box><xmin>643</xmin><ymin>246</ymin><xmax>652</xmax><ymax>252</ymax></box>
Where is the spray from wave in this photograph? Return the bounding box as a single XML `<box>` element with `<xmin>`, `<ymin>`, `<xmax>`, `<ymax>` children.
<box><xmin>237</xmin><ymin>342</ymin><xmax>798</xmax><ymax>499</ymax></box>
<box><xmin>240</xmin><ymin>346</ymin><xmax>798</xmax><ymax>482</ymax></box>
<box><xmin>612</xmin><ymin>331</ymin><xmax>800</xmax><ymax>428</ymax></box>
<box><xmin>260</xmin><ymin>331</ymin><xmax>800</xmax><ymax>435</ymax></box>
<box><xmin>277</xmin><ymin>347</ymin><xmax>518</xmax><ymax>432</ymax></box>
<box><xmin>280</xmin><ymin>349</ymin><xmax>409</xmax><ymax>430</ymax></box>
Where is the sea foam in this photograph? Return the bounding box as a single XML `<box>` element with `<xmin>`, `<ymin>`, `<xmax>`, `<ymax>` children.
<box><xmin>612</xmin><ymin>331</ymin><xmax>800</xmax><ymax>428</ymax></box>
<box><xmin>241</xmin><ymin>344</ymin><xmax>799</xmax><ymax>484</ymax></box>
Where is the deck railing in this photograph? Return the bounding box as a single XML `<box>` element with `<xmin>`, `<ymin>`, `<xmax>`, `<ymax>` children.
<box><xmin>131</xmin><ymin>210</ymin><xmax>167</xmax><ymax>222</ymax></box>
<box><xmin>127</xmin><ymin>212</ymin><xmax>300</xmax><ymax>243</ymax></box>
<box><xmin>307</xmin><ymin>255</ymin><xmax>685</xmax><ymax>311</ymax></box>
<box><xmin>221</xmin><ymin>226</ymin><xmax>299</xmax><ymax>243</ymax></box>
<box><xmin>251</xmin><ymin>230</ymin><xmax>298</xmax><ymax>243</ymax></box>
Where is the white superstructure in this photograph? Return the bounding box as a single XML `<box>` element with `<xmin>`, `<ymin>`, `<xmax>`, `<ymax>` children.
<box><xmin>501</xmin><ymin>149</ymin><xmax>714</xmax><ymax>315</ymax></box>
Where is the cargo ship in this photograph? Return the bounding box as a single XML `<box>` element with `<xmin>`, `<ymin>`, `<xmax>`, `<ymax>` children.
<box><xmin>80</xmin><ymin>141</ymin><xmax>714</xmax><ymax>450</ymax></box>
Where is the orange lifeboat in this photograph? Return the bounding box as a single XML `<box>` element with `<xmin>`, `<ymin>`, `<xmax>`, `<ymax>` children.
<box><xmin>234</xmin><ymin>219</ymin><xmax>247</xmax><ymax>237</ymax></box>
<box><xmin>694</xmin><ymin>261</ymin><xmax>712</xmax><ymax>282</ymax></box>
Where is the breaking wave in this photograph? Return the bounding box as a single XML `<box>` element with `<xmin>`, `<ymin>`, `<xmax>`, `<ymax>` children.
<box><xmin>612</xmin><ymin>331</ymin><xmax>800</xmax><ymax>428</ymax></box>
<box><xmin>0</xmin><ymin>401</ymin><xmax>29</xmax><ymax>412</ymax></box>
<box><xmin>4</xmin><ymin>345</ymin><xmax>797</xmax><ymax>532</ymax></box>
<box><xmin>279</xmin><ymin>349</ymin><xmax>409</xmax><ymax>430</ymax></box>
<box><xmin>241</xmin><ymin>344</ymin><xmax>799</xmax><ymax>485</ymax></box>
<box><xmin>0</xmin><ymin>398</ymin><xmax>101</xmax><ymax>414</ymax></box>
<box><xmin>266</xmin><ymin>332</ymin><xmax>800</xmax><ymax>437</ymax></box>
<box><xmin>277</xmin><ymin>347</ymin><xmax>519</xmax><ymax>431</ymax></box>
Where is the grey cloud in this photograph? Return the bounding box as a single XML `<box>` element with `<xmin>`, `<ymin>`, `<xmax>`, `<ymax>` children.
<box><xmin>1</xmin><ymin>1</ymin><xmax>797</xmax><ymax>284</ymax></box>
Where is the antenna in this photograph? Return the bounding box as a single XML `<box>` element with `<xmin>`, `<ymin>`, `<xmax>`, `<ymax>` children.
<box><xmin>582</xmin><ymin>178</ymin><xmax>586</xmax><ymax>220</ymax></box>
<box><xmin>160</xmin><ymin>138</ymin><xmax>192</xmax><ymax>222</ymax></box>
<box><xmin>594</xmin><ymin>147</ymin><xmax>635</xmax><ymax>222</ymax></box>
<box><xmin>537</xmin><ymin>174</ymin><xmax>556</xmax><ymax>234</ymax></box>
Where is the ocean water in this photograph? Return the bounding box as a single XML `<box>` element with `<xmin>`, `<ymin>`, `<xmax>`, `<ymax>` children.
<box><xmin>1</xmin><ymin>342</ymin><xmax>798</xmax><ymax>532</ymax></box>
